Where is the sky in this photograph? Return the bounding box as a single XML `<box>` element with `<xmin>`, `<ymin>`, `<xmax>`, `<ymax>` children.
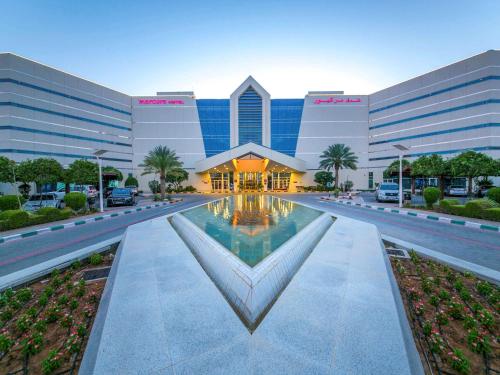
<box><xmin>0</xmin><ymin>0</ymin><xmax>499</xmax><ymax>98</ymax></box>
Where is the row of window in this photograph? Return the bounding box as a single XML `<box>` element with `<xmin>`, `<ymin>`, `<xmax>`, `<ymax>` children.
<box><xmin>0</xmin><ymin>102</ymin><xmax>131</xmax><ymax>131</ymax></box>
<box><xmin>0</xmin><ymin>148</ymin><xmax>132</xmax><ymax>163</ymax></box>
<box><xmin>271</xmin><ymin>99</ymin><xmax>304</xmax><ymax>157</ymax></box>
<box><xmin>239</xmin><ymin>86</ymin><xmax>263</xmax><ymax>146</ymax></box>
<box><xmin>369</xmin><ymin>122</ymin><xmax>499</xmax><ymax>146</ymax></box>
<box><xmin>368</xmin><ymin>146</ymin><xmax>500</xmax><ymax>161</ymax></box>
<box><xmin>369</xmin><ymin>75</ymin><xmax>500</xmax><ymax>114</ymax></box>
<box><xmin>369</xmin><ymin>99</ymin><xmax>500</xmax><ymax>130</ymax></box>
<box><xmin>0</xmin><ymin>125</ymin><xmax>132</xmax><ymax>147</ymax></box>
<box><xmin>0</xmin><ymin>78</ymin><xmax>131</xmax><ymax>115</ymax></box>
<box><xmin>196</xmin><ymin>99</ymin><xmax>231</xmax><ymax>158</ymax></box>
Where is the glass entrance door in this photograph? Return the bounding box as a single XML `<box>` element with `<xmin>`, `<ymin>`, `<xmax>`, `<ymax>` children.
<box><xmin>269</xmin><ymin>172</ymin><xmax>291</xmax><ymax>191</ymax></box>
<box><xmin>239</xmin><ymin>172</ymin><xmax>262</xmax><ymax>190</ymax></box>
<box><xmin>210</xmin><ymin>172</ymin><xmax>232</xmax><ymax>192</ymax></box>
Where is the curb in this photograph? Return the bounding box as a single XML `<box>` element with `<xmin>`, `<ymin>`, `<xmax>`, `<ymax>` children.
<box><xmin>0</xmin><ymin>199</ymin><xmax>182</xmax><ymax>244</ymax></box>
<box><xmin>0</xmin><ymin>235</ymin><xmax>123</xmax><ymax>292</ymax></box>
<box><xmin>382</xmin><ymin>234</ymin><xmax>500</xmax><ymax>285</ymax></box>
<box><xmin>319</xmin><ymin>197</ymin><xmax>500</xmax><ymax>233</ymax></box>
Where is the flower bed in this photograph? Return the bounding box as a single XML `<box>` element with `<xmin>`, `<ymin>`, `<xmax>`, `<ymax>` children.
<box><xmin>391</xmin><ymin>252</ymin><xmax>499</xmax><ymax>374</ymax></box>
<box><xmin>0</xmin><ymin>252</ymin><xmax>114</xmax><ymax>374</ymax></box>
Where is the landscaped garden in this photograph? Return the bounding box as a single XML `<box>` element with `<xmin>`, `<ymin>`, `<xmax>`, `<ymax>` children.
<box><xmin>0</xmin><ymin>251</ymin><xmax>114</xmax><ymax>374</ymax></box>
<box><xmin>391</xmin><ymin>251</ymin><xmax>499</xmax><ymax>374</ymax></box>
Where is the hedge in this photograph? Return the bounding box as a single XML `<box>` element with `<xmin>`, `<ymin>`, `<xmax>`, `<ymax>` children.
<box><xmin>0</xmin><ymin>210</ymin><xmax>30</xmax><ymax>231</ymax></box>
<box><xmin>464</xmin><ymin>199</ymin><xmax>498</xmax><ymax>219</ymax></box>
<box><xmin>0</xmin><ymin>195</ymin><xmax>25</xmax><ymax>211</ymax></box>
<box><xmin>448</xmin><ymin>205</ymin><xmax>466</xmax><ymax>216</ymax></box>
<box><xmin>64</xmin><ymin>192</ymin><xmax>87</xmax><ymax>211</ymax></box>
<box><xmin>423</xmin><ymin>187</ymin><xmax>440</xmax><ymax>208</ymax></box>
<box><xmin>487</xmin><ymin>187</ymin><xmax>500</xmax><ymax>204</ymax></box>
<box><xmin>0</xmin><ymin>208</ymin><xmax>73</xmax><ymax>231</ymax></box>
<box><xmin>438</xmin><ymin>199</ymin><xmax>460</xmax><ymax>213</ymax></box>
<box><xmin>482</xmin><ymin>208</ymin><xmax>500</xmax><ymax>222</ymax></box>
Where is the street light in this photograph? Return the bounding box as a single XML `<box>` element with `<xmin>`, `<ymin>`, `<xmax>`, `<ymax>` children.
<box><xmin>393</xmin><ymin>144</ymin><xmax>409</xmax><ymax>208</ymax></box>
<box><xmin>93</xmin><ymin>150</ymin><xmax>108</xmax><ymax>213</ymax></box>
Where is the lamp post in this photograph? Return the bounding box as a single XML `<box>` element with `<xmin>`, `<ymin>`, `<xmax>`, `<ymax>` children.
<box><xmin>393</xmin><ymin>144</ymin><xmax>409</xmax><ymax>208</ymax></box>
<box><xmin>93</xmin><ymin>150</ymin><xmax>108</xmax><ymax>213</ymax></box>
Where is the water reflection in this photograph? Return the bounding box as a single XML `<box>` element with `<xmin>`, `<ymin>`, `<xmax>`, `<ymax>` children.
<box><xmin>183</xmin><ymin>194</ymin><xmax>320</xmax><ymax>267</ymax></box>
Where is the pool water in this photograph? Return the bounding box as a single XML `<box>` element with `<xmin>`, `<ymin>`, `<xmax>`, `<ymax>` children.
<box><xmin>181</xmin><ymin>194</ymin><xmax>323</xmax><ymax>267</ymax></box>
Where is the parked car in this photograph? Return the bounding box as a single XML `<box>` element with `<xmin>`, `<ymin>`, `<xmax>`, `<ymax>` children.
<box><xmin>106</xmin><ymin>188</ymin><xmax>135</xmax><ymax>207</ymax></box>
<box><xmin>375</xmin><ymin>183</ymin><xmax>399</xmax><ymax>202</ymax></box>
<box><xmin>446</xmin><ymin>185</ymin><xmax>467</xmax><ymax>196</ymax></box>
<box><xmin>477</xmin><ymin>185</ymin><xmax>493</xmax><ymax>198</ymax></box>
<box><xmin>73</xmin><ymin>185</ymin><xmax>97</xmax><ymax>199</ymax></box>
<box><xmin>125</xmin><ymin>185</ymin><xmax>139</xmax><ymax>196</ymax></box>
<box><xmin>23</xmin><ymin>193</ymin><xmax>64</xmax><ymax>211</ymax></box>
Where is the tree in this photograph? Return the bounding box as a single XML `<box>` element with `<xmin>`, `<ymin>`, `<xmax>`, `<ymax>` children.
<box><xmin>0</xmin><ymin>156</ymin><xmax>16</xmax><ymax>184</ymax></box>
<box><xmin>124</xmin><ymin>175</ymin><xmax>139</xmax><ymax>187</ymax></box>
<box><xmin>384</xmin><ymin>159</ymin><xmax>416</xmax><ymax>193</ymax></box>
<box><xmin>165</xmin><ymin>168</ymin><xmax>188</xmax><ymax>190</ymax></box>
<box><xmin>30</xmin><ymin>158</ymin><xmax>64</xmax><ymax>191</ymax></box>
<box><xmin>314</xmin><ymin>171</ymin><xmax>334</xmax><ymax>188</ymax></box>
<box><xmin>449</xmin><ymin>151</ymin><xmax>496</xmax><ymax>194</ymax></box>
<box><xmin>411</xmin><ymin>155</ymin><xmax>450</xmax><ymax>198</ymax></box>
<box><xmin>140</xmin><ymin>146</ymin><xmax>182</xmax><ymax>200</ymax></box>
<box><xmin>0</xmin><ymin>156</ymin><xmax>22</xmax><ymax>209</ymax></box>
<box><xmin>65</xmin><ymin>160</ymin><xmax>98</xmax><ymax>186</ymax></box>
<box><xmin>318</xmin><ymin>144</ymin><xmax>358</xmax><ymax>189</ymax></box>
<box><xmin>102</xmin><ymin>166</ymin><xmax>123</xmax><ymax>182</ymax></box>
<box><xmin>15</xmin><ymin>160</ymin><xmax>37</xmax><ymax>186</ymax></box>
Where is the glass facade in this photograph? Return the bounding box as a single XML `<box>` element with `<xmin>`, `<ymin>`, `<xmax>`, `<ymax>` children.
<box><xmin>196</xmin><ymin>99</ymin><xmax>230</xmax><ymax>157</ymax></box>
<box><xmin>270</xmin><ymin>99</ymin><xmax>304</xmax><ymax>157</ymax></box>
<box><xmin>238</xmin><ymin>86</ymin><xmax>262</xmax><ymax>145</ymax></box>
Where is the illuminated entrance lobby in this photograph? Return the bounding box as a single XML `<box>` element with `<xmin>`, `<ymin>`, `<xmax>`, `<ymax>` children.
<box><xmin>171</xmin><ymin>194</ymin><xmax>332</xmax><ymax>329</ymax></box>
<box><xmin>195</xmin><ymin>142</ymin><xmax>307</xmax><ymax>193</ymax></box>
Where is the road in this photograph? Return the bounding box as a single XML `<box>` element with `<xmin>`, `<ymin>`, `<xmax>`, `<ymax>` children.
<box><xmin>1</xmin><ymin>192</ymin><xmax>498</xmax><ymax>278</ymax></box>
<box><xmin>286</xmin><ymin>194</ymin><xmax>500</xmax><ymax>271</ymax></box>
<box><xmin>0</xmin><ymin>194</ymin><xmax>216</xmax><ymax>277</ymax></box>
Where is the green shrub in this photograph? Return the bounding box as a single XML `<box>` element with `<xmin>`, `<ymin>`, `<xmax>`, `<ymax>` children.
<box><xmin>486</xmin><ymin>187</ymin><xmax>500</xmax><ymax>204</ymax></box>
<box><xmin>0</xmin><ymin>195</ymin><xmax>25</xmax><ymax>211</ymax></box>
<box><xmin>37</xmin><ymin>207</ymin><xmax>62</xmax><ymax>221</ymax></box>
<box><xmin>0</xmin><ymin>210</ymin><xmax>30</xmax><ymax>230</ymax></box>
<box><xmin>423</xmin><ymin>187</ymin><xmax>440</xmax><ymax>208</ymax></box>
<box><xmin>90</xmin><ymin>252</ymin><xmax>103</xmax><ymax>265</ymax></box>
<box><xmin>124</xmin><ymin>175</ymin><xmax>139</xmax><ymax>187</ymax></box>
<box><xmin>464</xmin><ymin>198</ymin><xmax>498</xmax><ymax>219</ymax></box>
<box><xmin>438</xmin><ymin>199</ymin><xmax>460</xmax><ymax>213</ymax></box>
<box><xmin>482</xmin><ymin>208</ymin><xmax>500</xmax><ymax>222</ymax></box>
<box><xmin>448</xmin><ymin>205</ymin><xmax>466</xmax><ymax>216</ymax></box>
<box><xmin>184</xmin><ymin>185</ymin><xmax>196</xmax><ymax>192</ymax></box>
<box><xmin>64</xmin><ymin>192</ymin><xmax>86</xmax><ymax>211</ymax></box>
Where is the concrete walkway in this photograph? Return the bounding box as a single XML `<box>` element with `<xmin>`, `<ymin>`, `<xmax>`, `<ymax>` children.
<box><xmin>81</xmin><ymin>212</ymin><xmax>422</xmax><ymax>374</ymax></box>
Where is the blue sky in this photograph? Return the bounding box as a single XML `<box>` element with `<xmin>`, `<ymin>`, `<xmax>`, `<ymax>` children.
<box><xmin>1</xmin><ymin>0</ymin><xmax>499</xmax><ymax>98</ymax></box>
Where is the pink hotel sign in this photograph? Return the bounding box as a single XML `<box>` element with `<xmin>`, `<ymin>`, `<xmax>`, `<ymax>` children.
<box><xmin>314</xmin><ymin>97</ymin><xmax>361</xmax><ymax>105</ymax></box>
<box><xmin>138</xmin><ymin>99</ymin><xmax>185</xmax><ymax>105</ymax></box>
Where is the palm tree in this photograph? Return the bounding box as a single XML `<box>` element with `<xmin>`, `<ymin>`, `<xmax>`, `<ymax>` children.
<box><xmin>319</xmin><ymin>144</ymin><xmax>358</xmax><ymax>189</ymax></box>
<box><xmin>140</xmin><ymin>146</ymin><xmax>183</xmax><ymax>200</ymax></box>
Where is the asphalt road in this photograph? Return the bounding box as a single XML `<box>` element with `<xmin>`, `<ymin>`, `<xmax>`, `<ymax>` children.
<box><xmin>1</xmin><ymin>193</ymin><xmax>498</xmax><ymax>278</ymax></box>
<box><xmin>286</xmin><ymin>194</ymin><xmax>500</xmax><ymax>271</ymax></box>
<box><xmin>0</xmin><ymin>194</ymin><xmax>216</xmax><ymax>277</ymax></box>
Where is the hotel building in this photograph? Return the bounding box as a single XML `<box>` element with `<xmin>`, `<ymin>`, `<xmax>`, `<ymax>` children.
<box><xmin>0</xmin><ymin>50</ymin><xmax>498</xmax><ymax>193</ymax></box>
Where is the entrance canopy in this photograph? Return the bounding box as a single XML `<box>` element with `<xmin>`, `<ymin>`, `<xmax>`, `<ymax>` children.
<box><xmin>195</xmin><ymin>142</ymin><xmax>306</xmax><ymax>174</ymax></box>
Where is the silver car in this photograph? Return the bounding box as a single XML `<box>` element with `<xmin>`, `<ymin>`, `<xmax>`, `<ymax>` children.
<box><xmin>376</xmin><ymin>183</ymin><xmax>400</xmax><ymax>202</ymax></box>
<box><xmin>22</xmin><ymin>193</ymin><xmax>63</xmax><ymax>211</ymax></box>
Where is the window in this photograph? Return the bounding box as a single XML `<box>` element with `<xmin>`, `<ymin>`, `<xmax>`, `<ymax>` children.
<box><xmin>238</xmin><ymin>86</ymin><xmax>262</xmax><ymax>145</ymax></box>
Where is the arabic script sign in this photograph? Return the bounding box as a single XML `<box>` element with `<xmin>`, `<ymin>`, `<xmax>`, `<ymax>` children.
<box><xmin>138</xmin><ymin>99</ymin><xmax>185</xmax><ymax>105</ymax></box>
<box><xmin>313</xmin><ymin>97</ymin><xmax>361</xmax><ymax>105</ymax></box>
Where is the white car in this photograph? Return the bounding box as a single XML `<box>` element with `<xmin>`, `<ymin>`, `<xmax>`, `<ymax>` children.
<box><xmin>376</xmin><ymin>183</ymin><xmax>400</xmax><ymax>202</ymax></box>
<box><xmin>446</xmin><ymin>186</ymin><xmax>467</xmax><ymax>196</ymax></box>
<box><xmin>23</xmin><ymin>193</ymin><xmax>64</xmax><ymax>211</ymax></box>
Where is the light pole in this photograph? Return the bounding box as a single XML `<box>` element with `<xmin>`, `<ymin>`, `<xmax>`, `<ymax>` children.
<box><xmin>393</xmin><ymin>144</ymin><xmax>409</xmax><ymax>208</ymax></box>
<box><xmin>93</xmin><ymin>150</ymin><xmax>108</xmax><ymax>213</ymax></box>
